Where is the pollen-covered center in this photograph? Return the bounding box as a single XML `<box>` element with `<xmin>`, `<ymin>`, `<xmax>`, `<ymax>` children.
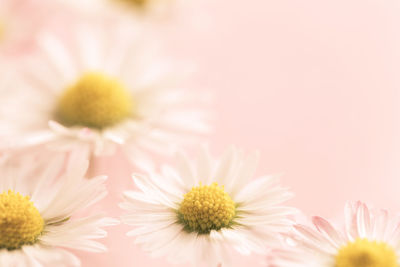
<box><xmin>0</xmin><ymin>190</ymin><xmax>44</xmax><ymax>250</ymax></box>
<box><xmin>178</xmin><ymin>182</ymin><xmax>236</xmax><ymax>234</ymax></box>
<box><xmin>335</xmin><ymin>238</ymin><xmax>397</xmax><ymax>267</ymax></box>
<box><xmin>56</xmin><ymin>72</ymin><xmax>133</xmax><ymax>129</ymax></box>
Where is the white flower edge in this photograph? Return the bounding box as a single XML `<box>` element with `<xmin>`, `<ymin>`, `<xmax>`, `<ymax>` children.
<box><xmin>120</xmin><ymin>146</ymin><xmax>296</xmax><ymax>267</ymax></box>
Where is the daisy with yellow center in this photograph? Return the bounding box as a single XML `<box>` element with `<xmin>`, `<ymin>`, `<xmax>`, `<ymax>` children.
<box><xmin>0</xmin><ymin>152</ymin><xmax>118</xmax><ymax>266</ymax></box>
<box><xmin>120</xmin><ymin>146</ymin><xmax>296</xmax><ymax>266</ymax></box>
<box><xmin>268</xmin><ymin>201</ymin><xmax>400</xmax><ymax>267</ymax></box>
<box><xmin>0</xmin><ymin>26</ymin><xmax>208</xmax><ymax>168</ymax></box>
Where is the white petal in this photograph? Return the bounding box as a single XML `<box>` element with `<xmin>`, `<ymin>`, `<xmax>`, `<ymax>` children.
<box><xmin>312</xmin><ymin>216</ymin><xmax>344</xmax><ymax>248</ymax></box>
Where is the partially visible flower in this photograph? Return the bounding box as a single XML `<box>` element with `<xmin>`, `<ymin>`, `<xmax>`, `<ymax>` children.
<box><xmin>0</xmin><ymin>152</ymin><xmax>118</xmax><ymax>266</ymax></box>
<box><xmin>110</xmin><ymin>0</ymin><xmax>179</xmax><ymax>17</ymax></box>
<box><xmin>120</xmin><ymin>146</ymin><xmax>296</xmax><ymax>266</ymax></box>
<box><xmin>0</xmin><ymin>25</ymin><xmax>209</xmax><ymax>170</ymax></box>
<box><xmin>268</xmin><ymin>201</ymin><xmax>400</xmax><ymax>267</ymax></box>
<box><xmin>56</xmin><ymin>0</ymin><xmax>185</xmax><ymax>19</ymax></box>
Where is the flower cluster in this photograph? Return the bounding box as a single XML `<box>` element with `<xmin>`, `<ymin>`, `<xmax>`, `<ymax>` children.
<box><xmin>0</xmin><ymin>1</ymin><xmax>394</xmax><ymax>267</ymax></box>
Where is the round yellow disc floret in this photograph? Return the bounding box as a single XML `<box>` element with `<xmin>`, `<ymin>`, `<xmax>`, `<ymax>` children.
<box><xmin>178</xmin><ymin>182</ymin><xmax>236</xmax><ymax>234</ymax></box>
<box><xmin>56</xmin><ymin>72</ymin><xmax>133</xmax><ymax>129</ymax></box>
<box><xmin>335</xmin><ymin>238</ymin><xmax>397</xmax><ymax>267</ymax></box>
<box><xmin>0</xmin><ymin>190</ymin><xmax>44</xmax><ymax>250</ymax></box>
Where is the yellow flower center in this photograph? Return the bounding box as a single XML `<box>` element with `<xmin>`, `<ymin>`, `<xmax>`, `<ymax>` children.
<box><xmin>0</xmin><ymin>190</ymin><xmax>44</xmax><ymax>250</ymax></box>
<box><xmin>335</xmin><ymin>238</ymin><xmax>397</xmax><ymax>267</ymax></box>
<box><xmin>178</xmin><ymin>182</ymin><xmax>236</xmax><ymax>234</ymax></box>
<box><xmin>56</xmin><ymin>72</ymin><xmax>133</xmax><ymax>129</ymax></box>
<box><xmin>118</xmin><ymin>0</ymin><xmax>148</xmax><ymax>8</ymax></box>
<box><xmin>129</xmin><ymin>0</ymin><xmax>148</xmax><ymax>7</ymax></box>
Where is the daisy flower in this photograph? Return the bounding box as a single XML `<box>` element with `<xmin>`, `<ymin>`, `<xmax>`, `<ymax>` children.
<box><xmin>0</xmin><ymin>25</ymin><xmax>208</xmax><ymax>169</ymax></box>
<box><xmin>269</xmin><ymin>201</ymin><xmax>400</xmax><ymax>267</ymax></box>
<box><xmin>120</xmin><ymin>146</ymin><xmax>296</xmax><ymax>266</ymax></box>
<box><xmin>0</xmin><ymin>152</ymin><xmax>118</xmax><ymax>266</ymax></box>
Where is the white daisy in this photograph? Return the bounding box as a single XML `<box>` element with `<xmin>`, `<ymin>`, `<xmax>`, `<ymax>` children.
<box><xmin>269</xmin><ymin>201</ymin><xmax>400</xmax><ymax>267</ymax></box>
<box><xmin>0</xmin><ymin>151</ymin><xmax>118</xmax><ymax>266</ymax></box>
<box><xmin>0</xmin><ymin>25</ymin><xmax>209</xmax><ymax>169</ymax></box>
<box><xmin>120</xmin><ymin>146</ymin><xmax>296</xmax><ymax>267</ymax></box>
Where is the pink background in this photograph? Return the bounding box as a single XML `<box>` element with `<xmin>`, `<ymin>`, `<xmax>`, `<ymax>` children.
<box><xmin>81</xmin><ymin>0</ymin><xmax>400</xmax><ymax>266</ymax></box>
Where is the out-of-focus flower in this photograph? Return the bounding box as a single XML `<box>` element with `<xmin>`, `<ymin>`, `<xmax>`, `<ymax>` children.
<box><xmin>56</xmin><ymin>0</ymin><xmax>184</xmax><ymax>20</ymax></box>
<box><xmin>268</xmin><ymin>201</ymin><xmax>400</xmax><ymax>267</ymax></box>
<box><xmin>110</xmin><ymin>0</ymin><xmax>179</xmax><ymax>17</ymax></box>
<box><xmin>120</xmin><ymin>146</ymin><xmax>296</xmax><ymax>267</ymax></box>
<box><xmin>0</xmin><ymin>25</ymin><xmax>209</xmax><ymax>170</ymax></box>
<box><xmin>0</xmin><ymin>152</ymin><xmax>118</xmax><ymax>266</ymax></box>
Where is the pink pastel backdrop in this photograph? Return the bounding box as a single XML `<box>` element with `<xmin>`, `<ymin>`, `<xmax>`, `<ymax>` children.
<box><xmin>80</xmin><ymin>0</ymin><xmax>400</xmax><ymax>266</ymax></box>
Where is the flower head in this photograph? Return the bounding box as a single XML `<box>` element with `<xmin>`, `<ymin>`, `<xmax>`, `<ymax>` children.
<box><xmin>269</xmin><ymin>201</ymin><xmax>400</xmax><ymax>267</ymax></box>
<box><xmin>0</xmin><ymin>25</ymin><xmax>209</xmax><ymax>169</ymax></box>
<box><xmin>120</xmin><ymin>146</ymin><xmax>295</xmax><ymax>266</ymax></box>
<box><xmin>0</xmin><ymin>152</ymin><xmax>118</xmax><ymax>266</ymax></box>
